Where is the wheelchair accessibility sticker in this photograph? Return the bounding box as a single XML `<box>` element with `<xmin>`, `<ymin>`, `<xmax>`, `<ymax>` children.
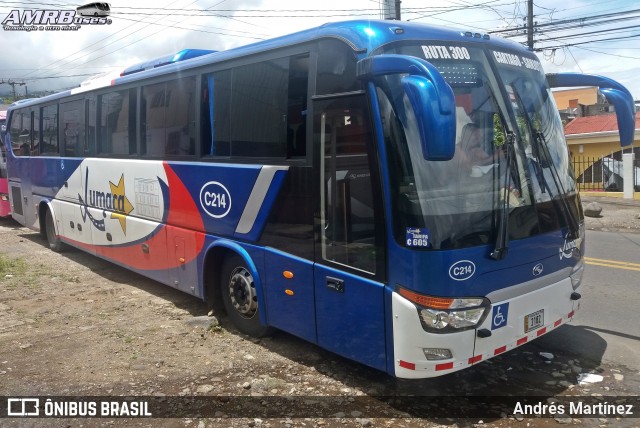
<box><xmin>491</xmin><ymin>303</ymin><xmax>509</xmax><ymax>330</ymax></box>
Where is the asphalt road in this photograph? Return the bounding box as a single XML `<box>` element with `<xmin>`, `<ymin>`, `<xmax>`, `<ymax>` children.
<box><xmin>537</xmin><ymin>229</ymin><xmax>640</xmax><ymax>372</ymax></box>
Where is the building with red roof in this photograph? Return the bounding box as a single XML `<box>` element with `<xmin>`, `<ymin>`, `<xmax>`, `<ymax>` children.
<box><xmin>564</xmin><ymin>112</ymin><xmax>639</xmax><ymax>160</ymax></box>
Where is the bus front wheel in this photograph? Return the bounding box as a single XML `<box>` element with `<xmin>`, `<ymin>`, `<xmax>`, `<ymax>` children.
<box><xmin>220</xmin><ymin>254</ymin><xmax>271</xmax><ymax>337</ymax></box>
<box><xmin>45</xmin><ymin>209</ymin><xmax>64</xmax><ymax>252</ymax></box>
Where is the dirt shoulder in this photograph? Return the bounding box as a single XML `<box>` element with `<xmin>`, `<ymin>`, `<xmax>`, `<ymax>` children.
<box><xmin>581</xmin><ymin>196</ymin><xmax>640</xmax><ymax>234</ymax></box>
<box><xmin>1</xmin><ymin>217</ymin><xmax>638</xmax><ymax>427</ymax></box>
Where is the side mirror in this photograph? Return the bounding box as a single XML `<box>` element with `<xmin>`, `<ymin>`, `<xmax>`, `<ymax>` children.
<box><xmin>358</xmin><ymin>55</ymin><xmax>456</xmax><ymax>160</ymax></box>
<box><xmin>546</xmin><ymin>73</ymin><xmax>635</xmax><ymax>147</ymax></box>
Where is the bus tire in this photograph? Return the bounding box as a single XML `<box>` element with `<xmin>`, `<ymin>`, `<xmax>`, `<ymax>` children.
<box><xmin>45</xmin><ymin>209</ymin><xmax>64</xmax><ymax>253</ymax></box>
<box><xmin>220</xmin><ymin>254</ymin><xmax>271</xmax><ymax>337</ymax></box>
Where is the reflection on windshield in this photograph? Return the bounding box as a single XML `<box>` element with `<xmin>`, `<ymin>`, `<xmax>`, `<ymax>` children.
<box><xmin>497</xmin><ymin>63</ymin><xmax>576</xmax><ymax>202</ymax></box>
<box><xmin>376</xmin><ymin>73</ymin><xmax>533</xmax><ymax>250</ymax></box>
<box><xmin>376</xmin><ymin>42</ymin><xmax>579</xmax><ymax>251</ymax></box>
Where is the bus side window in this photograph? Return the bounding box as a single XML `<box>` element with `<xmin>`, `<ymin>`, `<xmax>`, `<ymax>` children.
<box><xmin>60</xmin><ymin>100</ymin><xmax>85</xmax><ymax>157</ymax></box>
<box><xmin>316</xmin><ymin>40</ymin><xmax>359</xmax><ymax>95</ymax></box>
<box><xmin>143</xmin><ymin>77</ymin><xmax>196</xmax><ymax>157</ymax></box>
<box><xmin>167</xmin><ymin>77</ymin><xmax>196</xmax><ymax>156</ymax></box>
<box><xmin>86</xmin><ymin>98</ymin><xmax>97</xmax><ymax>155</ymax></box>
<box><xmin>141</xmin><ymin>82</ymin><xmax>166</xmax><ymax>156</ymax></box>
<box><xmin>9</xmin><ymin>109</ymin><xmax>35</xmax><ymax>156</ymax></box>
<box><xmin>41</xmin><ymin>105</ymin><xmax>58</xmax><ymax>155</ymax></box>
<box><xmin>99</xmin><ymin>89</ymin><xmax>136</xmax><ymax>156</ymax></box>
<box><xmin>286</xmin><ymin>54</ymin><xmax>309</xmax><ymax>158</ymax></box>
<box><xmin>201</xmin><ymin>70</ymin><xmax>231</xmax><ymax>157</ymax></box>
<box><xmin>231</xmin><ymin>57</ymin><xmax>289</xmax><ymax>158</ymax></box>
<box><xmin>8</xmin><ymin>110</ymin><xmax>19</xmax><ymax>154</ymax></box>
<box><xmin>32</xmin><ymin>108</ymin><xmax>40</xmax><ymax>155</ymax></box>
<box><xmin>201</xmin><ymin>53</ymin><xmax>309</xmax><ymax>160</ymax></box>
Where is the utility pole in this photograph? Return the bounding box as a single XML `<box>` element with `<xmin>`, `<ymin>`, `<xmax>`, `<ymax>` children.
<box><xmin>384</xmin><ymin>0</ymin><xmax>401</xmax><ymax>20</ymax></box>
<box><xmin>0</xmin><ymin>80</ymin><xmax>26</xmax><ymax>101</ymax></box>
<box><xmin>527</xmin><ymin>0</ymin><xmax>534</xmax><ymax>49</ymax></box>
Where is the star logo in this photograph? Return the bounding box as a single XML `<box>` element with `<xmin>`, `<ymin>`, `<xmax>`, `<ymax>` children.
<box><xmin>109</xmin><ymin>174</ymin><xmax>134</xmax><ymax>234</ymax></box>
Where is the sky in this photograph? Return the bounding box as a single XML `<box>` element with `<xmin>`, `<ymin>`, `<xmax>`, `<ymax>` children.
<box><xmin>0</xmin><ymin>0</ymin><xmax>638</xmax><ymax>101</ymax></box>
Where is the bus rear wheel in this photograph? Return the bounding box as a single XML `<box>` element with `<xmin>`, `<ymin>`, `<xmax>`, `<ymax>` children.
<box><xmin>220</xmin><ymin>254</ymin><xmax>271</xmax><ymax>337</ymax></box>
<box><xmin>45</xmin><ymin>209</ymin><xmax>64</xmax><ymax>252</ymax></box>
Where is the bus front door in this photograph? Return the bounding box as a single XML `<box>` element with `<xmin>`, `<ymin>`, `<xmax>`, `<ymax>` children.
<box><xmin>313</xmin><ymin>95</ymin><xmax>386</xmax><ymax>371</ymax></box>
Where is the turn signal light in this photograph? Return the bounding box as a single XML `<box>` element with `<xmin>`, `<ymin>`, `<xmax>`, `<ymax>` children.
<box><xmin>398</xmin><ymin>288</ymin><xmax>453</xmax><ymax>309</ymax></box>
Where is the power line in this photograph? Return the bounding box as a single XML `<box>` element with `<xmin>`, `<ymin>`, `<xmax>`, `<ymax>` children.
<box><xmin>538</xmin><ymin>24</ymin><xmax>640</xmax><ymax>42</ymax></box>
<box><xmin>47</xmin><ymin>0</ymin><xmax>233</xmax><ymax>78</ymax></box>
<box><xmin>490</xmin><ymin>7</ymin><xmax>640</xmax><ymax>34</ymax></box>
<box><xmin>114</xmin><ymin>16</ymin><xmax>268</xmax><ymax>39</ymax></box>
<box><xmin>573</xmin><ymin>45</ymin><xmax>640</xmax><ymax>60</ymax></box>
<box><xmin>536</xmin><ymin>33</ymin><xmax>640</xmax><ymax>51</ymax></box>
<box><xmin>1</xmin><ymin>73</ymin><xmax>96</xmax><ymax>81</ymax></box>
<box><xmin>17</xmin><ymin>0</ymin><xmax>192</xmax><ymax>80</ymax></box>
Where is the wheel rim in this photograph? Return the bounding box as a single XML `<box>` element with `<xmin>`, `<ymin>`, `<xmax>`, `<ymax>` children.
<box><xmin>228</xmin><ymin>267</ymin><xmax>257</xmax><ymax>319</ymax></box>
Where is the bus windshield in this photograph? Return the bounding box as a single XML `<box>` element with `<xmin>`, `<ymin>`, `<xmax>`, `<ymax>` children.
<box><xmin>374</xmin><ymin>42</ymin><xmax>578</xmax><ymax>251</ymax></box>
<box><xmin>492</xmin><ymin>51</ymin><xmax>577</xmax><ymax>201</ymax></box>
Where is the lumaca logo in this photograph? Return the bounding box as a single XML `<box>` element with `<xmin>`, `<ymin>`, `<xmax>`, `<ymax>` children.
<box><xmin>2</xmin><ymin>8</ymin><xmax>112</xmax><ymax>31</ymax></box>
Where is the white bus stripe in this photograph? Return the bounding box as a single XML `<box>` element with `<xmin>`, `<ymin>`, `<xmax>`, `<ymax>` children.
<box><xmin>235</xmin><ymin>166</ymin><xmax>288</xmax><ymax>235</ymax></box>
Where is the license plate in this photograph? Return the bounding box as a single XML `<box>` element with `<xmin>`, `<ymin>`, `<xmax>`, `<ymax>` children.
<box><xmin>525</xmin><ymin>309</ymin><xmax>544</xmax><ymax>333</ymax></box>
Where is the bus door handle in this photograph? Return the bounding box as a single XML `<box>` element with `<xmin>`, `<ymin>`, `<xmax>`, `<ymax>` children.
<box><xmin>326</xmin><ymin>276</ymin><xmax>344</xmax><ymax>293</ymax></box>
<box><xmin>64</xmin><ymin>181</ymin><xmax>68</xmax><ymax>188</ymax></box>
<box><xmin>106</xmin><ymin>233</ymin><xmax>112</xmax><ymax>242</ymax></box>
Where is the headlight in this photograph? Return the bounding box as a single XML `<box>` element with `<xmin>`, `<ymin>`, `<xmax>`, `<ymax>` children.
<box><xmin>420</xmin><ymin>307</ymin><xmax>486</xmax><ymax>329</ymax></box>
<box><xmin>570</xmin><ymin>258</ymin><xmax>584</xmax><ymax>290</ymax></box>
<box><xmin>398</xmin><ymin>286</ymin><xmax>490</xmax><ymax>333</ymax></box>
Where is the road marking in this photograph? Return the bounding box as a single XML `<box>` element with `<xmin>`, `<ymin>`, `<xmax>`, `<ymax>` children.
<box><xmin>584</xmin><ymin>257</ymin><xmax>640</xmax><ymax>272</ymax></box>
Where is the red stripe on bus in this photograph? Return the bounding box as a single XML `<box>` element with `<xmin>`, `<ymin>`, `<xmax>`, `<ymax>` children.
<box><xmin>162</xmin><ymin>163</ymin><xmax>206</xmax><ymax>232</ymax></box>
<box><xmin>435</xmin><ymin>362</ymin><xmax>454</xmax><ymax>371</ymax></box>
<box><xmin>517</xmin><ymin>337</ymin><xmax>528</xmax><ymax>346</ymax></box>
<box><xmin>568</xmin><ymin>310</ymin><xmax>575</xmax><ymax>318</ymax></box>
<box><xmin>468</xmin><ymin>355</ymin><xmax>482</xmax><ymax>365</ymax></box>
<box><xmin>536</xmin><ymin>327</ymin><xmax>547</xmax><ymax>336</ymax></box>
<box><xmin>554</xmin><ymin>319</ymin><xmax>562</xmax><ymax>327</ymax></box>
<box><xmin>399</xmin><ymin>360</ymin><xmax>415</xmax><ymax>370</ymax></box>
<box><xmin>494</xmin><ymin>346</ymin><xmax>507</xmax><ymax>355</ymax></box>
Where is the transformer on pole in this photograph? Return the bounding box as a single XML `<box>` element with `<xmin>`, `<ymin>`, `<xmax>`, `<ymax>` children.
<box><xmin>384</xmin><ymin>0</ymin><xmax>401</xmax><ymax>20</ymax></box>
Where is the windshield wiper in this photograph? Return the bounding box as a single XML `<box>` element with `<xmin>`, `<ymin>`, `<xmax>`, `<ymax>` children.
<box><xmin>490</xmin><ymin>131</ymin><xmax>515</xmax><ymax>261</ymax></box>
<box><xmin>509</xmin><ymin>83</ymin><xmax>580</xmax><ymax>240</ymax></box>
<box><xmin>534</xmin><ymin>131</ymin><xmax>580</xmax><ymax>239</ymax></box>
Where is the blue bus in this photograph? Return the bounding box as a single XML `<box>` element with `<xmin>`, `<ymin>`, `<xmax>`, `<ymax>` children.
<box><xmin>5</xmin><ymin>20</ymin><xmax>635</xmax><ymax>378</ymax></box>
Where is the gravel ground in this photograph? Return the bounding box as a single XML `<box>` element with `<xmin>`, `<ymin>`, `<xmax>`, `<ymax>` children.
<box><xmin>581</xmin><ymin>196</ymin><xmax>640</xmax><ymax>234</ymax></box>
<box><xmin>0</xmin><ymin>194</ymin><xmax>639</xmax><ymax>427</ymax></box>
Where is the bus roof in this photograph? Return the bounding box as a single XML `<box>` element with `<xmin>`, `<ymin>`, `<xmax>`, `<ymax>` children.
<box><xmin>112</xmin><ymin>19</ymin><xmax>524</xmax><ymax>83</ymax></box>
<box><xmin>8</xmin><ymin>20</ymin><xmax>527</xmax><ymax>111</ymax></box>
<box><xmin>120</xmin><ymin>49</ymin><xmax>217</xmax><ymax>76</ymax></box>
